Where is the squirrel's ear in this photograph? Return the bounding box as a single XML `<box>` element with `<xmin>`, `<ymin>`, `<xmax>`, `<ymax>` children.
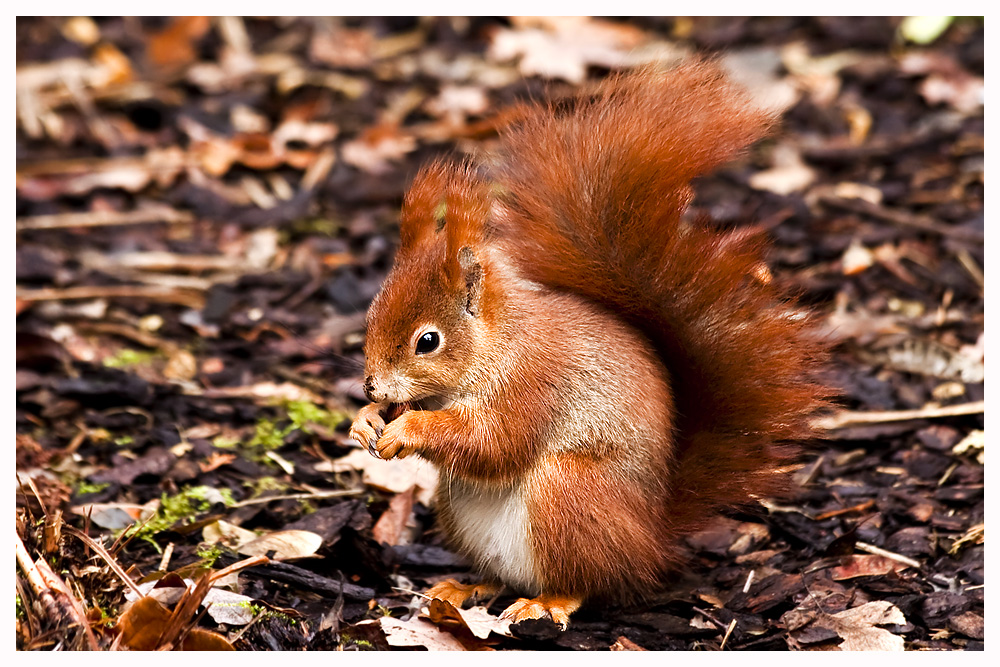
<box><xmin>400</xmin><ymin>162</ymin><xmax>452</xmax><ymax>248</ymax></box>
<box><xmin>457</xmin><ymin>246</ymin><xmax>483</xmax><ymax>317</ymax></box>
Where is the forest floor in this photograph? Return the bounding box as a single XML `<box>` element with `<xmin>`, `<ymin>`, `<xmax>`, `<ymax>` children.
<box><xmin>15</xmin><ymin>17</ymin><xmax>983</xmax><ymax>651</ymax></box>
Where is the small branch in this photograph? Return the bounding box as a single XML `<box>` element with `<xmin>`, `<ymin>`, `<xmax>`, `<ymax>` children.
<box><xmin>63</xmin><ymin>526</ymin><xmax>144</xmax><ymax>598</ymax></box>
<box><xmin>15</xmin><ymin>284</ymin><xmax>205</xmax><ymax>309</ymax></box>
<box><xmin>819</xmin><ymin>195</ymin><xmax>983</xmax><ymax>243</ymax></box>
<box><xmin>229</xmin><ymin>489</ymin><xmax>362</xmax><ymax>508</ymax></box>
<box><xmin>16</xmin><ymin>530</ymin><xmax>99</xmax><ymax>651</ymax></box>
<box><xmin>812</xmin><ymin>401</ymin><xmax>984</xmax><ymax>430</ymax></box>
<box><xmin>856</xmin><ymin>541</ymin><xmax>921</xmax><ymax>570</ymax></box>
<box><xmin>17</xmin><ymin>207</ymin><xmax>193</xmax><ymax>232</ymax></box>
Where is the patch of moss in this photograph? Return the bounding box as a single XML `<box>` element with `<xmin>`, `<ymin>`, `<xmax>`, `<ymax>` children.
<box><xmin>195</xmin><ymin>543</ymin><xmax>225</xmax><ymax>567</ymax></box>
<box><xmin>212</xmin><ymin>435</ymin><xmax>240</xmax><ymax>449</ymax></box>
<box><xmin>74</xmin><ymin>481</ymin><xmax>110</xmax><ymax>496</ymax></box>
<box><xmin>103</xmin><ymin>348</ymin><xmax>159</xmax><ymax>369</ymax></box>
<box><xmin>244</xmin><ymin>400</ymin><xmax>349</xmax><ymax>464</ymax></box>
<box><xmin>288</xmin><ymin>217</ymin><xmax>340</xmax><ymax>237</ymax></box>
<box><xmin>121</xmin><ymin>486</ymin><xmax>235</xmax><ymax>552</ymax></box>
<box><xmin>244</xmin><ymin>476</ymin><xmax>289</xmax><ymax>496</ymax></box>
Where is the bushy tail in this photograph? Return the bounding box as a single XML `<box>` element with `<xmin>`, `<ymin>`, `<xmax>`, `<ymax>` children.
<box><xmin>488</xmin><ymin>62</ymin><xmax>830</xmax><ymax>534</ymax></box>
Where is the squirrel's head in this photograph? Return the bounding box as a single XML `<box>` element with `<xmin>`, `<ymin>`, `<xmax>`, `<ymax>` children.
<box><xmin>361</xmin><ymin>162</ymin><xmax>494</xmax><ymax>406</ymax></box>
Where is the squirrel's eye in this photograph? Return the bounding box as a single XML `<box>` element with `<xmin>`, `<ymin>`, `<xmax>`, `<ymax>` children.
<box><xmin>415</xmin><ymin>331</ymin><xmax>440</xmax><ymax>355</ymax></box>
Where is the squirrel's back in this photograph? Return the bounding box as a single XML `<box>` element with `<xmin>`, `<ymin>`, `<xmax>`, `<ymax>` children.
<box><xmin>486</xmin><ymin>61</ymin><xmax>830</xmax><ymax>539</ymax></box>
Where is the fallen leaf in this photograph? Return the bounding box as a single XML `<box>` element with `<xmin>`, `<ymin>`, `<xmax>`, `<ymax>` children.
<box><xmin>372</xmin><ymin>486</ymin><xmax>416</xmax><ymax>546</ymax></box>
<box><xmin>321</xmin><ymin>448</ymin><xmax>438</xmax><ymax>506</ymax></box>
<box><xmin>749</xmin><ymin>143</ymin><xmax>815</xmax><ymax>195</ymax></box>
<box><xmin>126</xmin><ymin>578</ymin><xmax>260</xmax><ymax>626</ymax></box>
<box><xmin>117</xmin><ymin>596</ymin><xmax>172</xmax><ymax>650</ymax></box>
<box><xmin>827</xmin><ymin>555</ymin><xmax>909</xmax><ymax>580</ymax></box>
<box><xmin>489</xmin><ymin>17</ymin><xmax>649</xmax><ymax>84</ymax></box>
<box><xmin>375</xmin><ymin>616</ymin><xmax>467</xmax><ymax>650</ymax></box>
<box><xmin>147</xmin><ymin>16</ymin><xmax>212</xmax><ymax>70</ymax></box>
<box><xmin>841</xmin><ymin>239</ymin><xmax>876</xmax><ymax>275</ymax></box>
<box><xmin>202</xmin><ymin>519</ymin><xmax>258</xmax><ymax>550</ymax></box>
<box><xmin>238</xmin><ymin>529</ymin><xmax>324</xmax><ymax>560</ymax></box>
<box><xmin>424</xmin><ymin>598</ymin><xmax>512</xmax><ymax>639</ymax></box>
<box><xmin>721</xmin><ymin>48</ymin><xmax>799</xmax><ymax>114</ymax></box>
<box><xmin>117</xmin><ymin>595</ymin><xmax>235</xmax><ymax>650</ymax></box>
<box><xmin>824</xmin><ymin>601</ymin><xmax>907</xmax><ymax>651</ymax></box>
<box><xmin>71</xmin><ymin>501</ymin><xmax>157</xmax><ymax>530</ymax></box>
<box><xmin>341</xmin><ymin>123</ymin><xmax>416</xmax><ymax>175</ymax></box>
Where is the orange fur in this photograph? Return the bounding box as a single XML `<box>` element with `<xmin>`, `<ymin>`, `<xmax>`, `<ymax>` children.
<box><xmin>351</xmin><ymin>61</ymin><xmax>830</xmax><ymax>621</ymax></box>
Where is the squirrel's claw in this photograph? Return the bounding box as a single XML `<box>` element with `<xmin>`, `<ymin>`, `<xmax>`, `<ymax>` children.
<box><xmin>426</xmin><ymin>579</ymin><xmax>503</xmax><ymax>608</ymax></box>
<box><xmin>500</xmin><ymin>594</ymin><xmax>583</xmax><ymax>630</ymax></box>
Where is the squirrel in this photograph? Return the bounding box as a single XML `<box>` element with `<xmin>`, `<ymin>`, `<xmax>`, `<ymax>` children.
<box><xmin>349</xmin><ymin>61</ymin><xmax>829</xmax><ymax>628</ymax></box>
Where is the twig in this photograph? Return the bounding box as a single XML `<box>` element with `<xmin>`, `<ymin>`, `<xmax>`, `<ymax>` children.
<box><xmin>818</xmin><ymin>195</ymin><xmax>983</xmax><ymax>243</ymax></box>
<box><xmin>742</xmin><ymin>570</ymin><xmax>755</xmax><ymax>594</ymax></box>
<box><xmin>719</xmin><ymin>619</ymin><xmax>738</xmax><ymax>650</ymax></box>
<box><xmin>17</xmin><ymin>207</ymin><xmax>193</xmax><ymax>231</ymax></box>
<box><xmin>229</xmin><ymin>489</ymin><xmax>363</xmax><ymax>508</ymax></box>
<box><xmin>812</xmin><ymin>401</ymin><xmax>984</xmax><ymax>430</ymax></box>
<box><xmin>63</xmin><ymin>525</ymin><xmax>144</xmax><ymax>598</ymax></box>
<box><xmin>159</xmin><ymin>542</ymin><xmax>176</xmax><ymax>572</ymax></box>
<box><xmin>15</xmin><ymin>284</ymin><xmax>205</xmax><ymax>309</ymax></box>
<box><xmin>813</xmin><ymin>499</ymin><xmax>876</xmax><ymax>521</ymax></box>
<box><xmin>16</xmin><ymin>530</ymin><xmax>100</xmax><ymax>650</ymax></box>
<box><xmin>856</xmin><ymin>541</ymin><xmax>921</xmax><ymax>570</ymax></box>
<box><xmin>954</xmin><ymin>248</ymin><xmax>984</xmax><ymax>289</ymax></box>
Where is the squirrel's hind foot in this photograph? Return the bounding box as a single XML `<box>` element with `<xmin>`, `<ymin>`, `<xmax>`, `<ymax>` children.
<box><xmin>425</xmin><ymin>579</ymin><xmax>503</xmax><ymax>608</ymax></box>
<box><xmin>499</xmin><ymin>594</ymin><xmax>583</xmax><ymax>629</ymax></box>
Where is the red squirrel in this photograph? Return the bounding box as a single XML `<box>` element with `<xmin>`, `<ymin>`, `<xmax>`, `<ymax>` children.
<box><xmin>349</xmin><ymin>61</ymin><xmax>829</xmax><ymax>627</ymax></box>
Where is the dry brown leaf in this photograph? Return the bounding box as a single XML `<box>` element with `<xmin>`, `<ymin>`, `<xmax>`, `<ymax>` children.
<box><xmin>238</xmin><ymin>529</ymin><xmax>323</xmax><ymax>560</ymax></box>
<box><xmin>321</xmin><ymin>448</ymin><xmax>439</xmax><ymax>506</ymax></box>
<box><xmin>720</xmin><ymin>48</ymin><xmax>799</xmax><ymax>114</ymax></box>
<box><xmin>179</xmin><ymin>628</ymin><xmax>237</xmax><ymax>651</ymax></box>
<box><xmin>375</xmin><ymin>616</ymin><xmax>467</xmax><ymax>650</ymax></box>
<box><xmin>71</xmin><ymin>501</ymin><xmax>157</xmax><ymax>531</ymax></box>
<box><xmin>824</xmin><ymin>601</ymin><xmax>907</xmax><ymax>651</ymax></box>
<box><xmin>117</xmin><ymin>595</ymin><xmax>235</xmax><ymax>650</ymax></box>
<box><xmin>424</xmin><ymin>598</ymin><xmax>512</xmax><ymax>639</ymax></box>
<box><xmin>489</xmin><ymin>17</ymin><xmax>647</xmax><ymax>84</ymax></box>
<box><xmin>372</xmin><ymin>486</ymin><xmax>416</xmax><ymax>546</ymax></box>
<box><xmin>199</xmin><ymin>381</ymin><xmax>324</xmax><ymax>404</ymax></box>
<box><xmin>749</xmin><ymin>143</ymin><xmax>816</xmax><ymax>195</ymax></box>
<box><xmin>341</xmin><ymin>123</ymin><xmax>416</xmax><ymax>175</ymax></box>
<box><xmin>117</xmin><ymin>596</ymin><xmax>172</xmax><ymax>650</ymax></box>
<box><xmin>310</xmin><ymin>25</ymin><xmax>375</xmax><ymax>68</ymax></box>
<box><xmin>201</xmin><ymin>519</ymin><xmax>258</xmax><ymax>550</ymax></box>
<box><xmin>900</xmin><ymin>52</ymin><xmax>984</xmax><ymax>114</ymax></box>
<box><xmin>860</xmin><ymin>338</ymin><xmax>985</xmax><ymax>383</ymax></box>
<box><xmin>827</xmin><ymin>555</ymin><xmax>910</xmax><ymax>580</ymax></box>
<box><xmin>147</xmin><ymin>17</ymin><xmax>212</xmax><ymax>70</ymax></box>
<box><xmin>841</xmin><ymin>239</ymin><xmax>876</xmax><ymax>275</ymax></box>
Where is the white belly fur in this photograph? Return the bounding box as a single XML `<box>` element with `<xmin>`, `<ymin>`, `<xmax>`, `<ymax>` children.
<box><xmin>444</xmin><ymin>477</ymin><xmax>539</xmax><ymax>594</ymax></box>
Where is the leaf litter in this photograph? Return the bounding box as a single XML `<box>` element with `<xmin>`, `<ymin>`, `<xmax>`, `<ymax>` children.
<box><xmin>16</xmin><ymin>17</ymin><xmax>982</xmax><ymax>651</ymax></box>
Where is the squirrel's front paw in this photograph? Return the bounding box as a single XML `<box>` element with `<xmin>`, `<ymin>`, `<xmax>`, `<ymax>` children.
<box><xmin>349</xmin><ymin>404</ymin><xmax>386</xmax><ymax>457</ymax></box>
<box><xmin>373</xmin><ymin>412</ymin><xmax>419</xmax><ymax>460</ymax></box>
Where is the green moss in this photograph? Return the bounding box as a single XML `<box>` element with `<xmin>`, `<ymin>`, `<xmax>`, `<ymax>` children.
<box><xmin>195</xmin><ymin>543</ymin><xmax>225</xmax><ymax>566</ymax></box>
<box><xmin>244</xmin><ymin>476</ymin><xmax>289</xmax><ymax>495</ymax></box>
<box><xmin>103</xmin><ymin>348</ymin><xmax>159</xmax><ymax>369</ymax></box>
<box><xmin>74</xmin><ymin>481</ymin><xmax>110</xmax><ymax>496</ymax></box>
<box><xmin>113</xmin><ymin>435</ymin><xmax>134</xmax><ymax>447</ymax></box>
<box><xmin>244</xmin><ymin>400</ymin><xmax>349</xmax><ymax>464</ymax></box>
<box><xmin>290</xmin><ymin>217</ymin><xmax>340</xmax><ymax>237</ymax></box>
<box><xmin>121</xmin><ymin>486</ymin><xmax>235</xmax><ymax>551</ymax></box>
<box><xmin>212</xmin><ymin>435</ymin><xmax>240</xmax><ymax>449</ymax></box>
